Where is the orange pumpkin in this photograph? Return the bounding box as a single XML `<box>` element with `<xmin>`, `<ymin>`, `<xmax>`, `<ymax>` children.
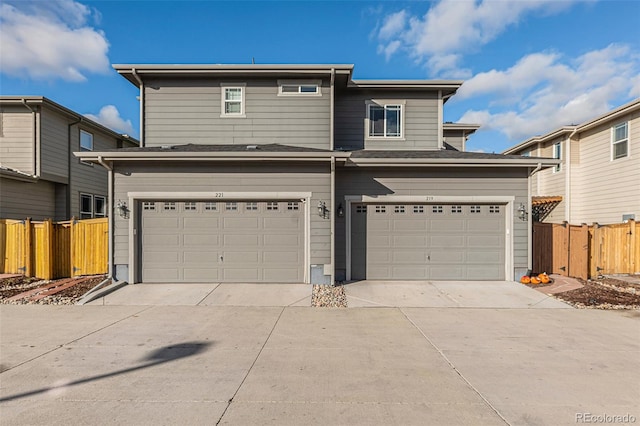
<box><xmin>530</xmin><ymin>277</ymin><xmax>541</xmax><ymax>284</ymax></box>
<box><xmin>538</xmin><ymin>272</ymin><xmax>550</xmax><ymax>284</ymax></box>
<box><xmin>520</xmin><ymin>275</ymin><xmax>531</xmax><ymax>284</ymax></box>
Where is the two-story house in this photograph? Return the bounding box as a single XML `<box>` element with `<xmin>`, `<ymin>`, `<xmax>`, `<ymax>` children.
<box><xmin>0</xmin><ymin>96</ymin><xmax>139</xmax><ymax>221</ymax></box>
<box><xmin>504</xmin><ymin>99</ymin><xmax>639</xmax><ymax>224</ymax></box>
<box><xmin>77</xmin><ymin>64</ymin><xmax>557</xmax><ymax>285</ymax></box>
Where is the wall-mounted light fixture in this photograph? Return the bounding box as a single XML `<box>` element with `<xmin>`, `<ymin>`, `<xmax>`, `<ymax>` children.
<box><xmin>337</xmin><ymin>203</ymin><xmax>344</xmax><ymax>218</ymax></box>
<box><xmin>116</xmin><ymin>200</ymin><xmax>129</xmax><ymax>219</ymax></box>
<box><xmin>317</xmin><ymin>201</ymin><xmax>328</xmax><ymax>219</ymax></box>
<box><xmin>517</xmin><ymin>203</ymin><xmax>528</xmax><ymax>221</ymax></box>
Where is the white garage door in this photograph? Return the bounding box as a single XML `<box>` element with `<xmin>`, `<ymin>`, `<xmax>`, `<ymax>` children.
<box><xmin>140</xmin><ymin>200</ymin><xmax>304</xmax><ymax>283</ymax></box>
<box><xmin>352</xmin><ymin>203</ymin><xmax>506</xmax><ymax>280</ymax></box>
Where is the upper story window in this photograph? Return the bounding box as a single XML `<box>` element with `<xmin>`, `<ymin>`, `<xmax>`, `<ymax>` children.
<box><xmin>612</xmin><ymin>122</ymin><xmax>629</xmax><ymax>160</ymax></box>
<box><xmin>221</xmin><ymin>83</ymin><xmax>245</xmax><ymax>117</ymax></box>
<box><xmin>278</xmin><ymin>80</ymin><xmax>321</xmax><ymax>96</ymax></box>
<box><xmin>553</xmin><ymin>142</ymin><xmax>562</xmax><ymax>172</ymax></box>
<box><xmin>367</xmin><ymin>102</ymin><xmax>403</xmax><ymax>139</ymax></box>
<box><xmin>80</xmin><ymin>130</ymin><xmax>93</xmax><ymax>151</ymax></box>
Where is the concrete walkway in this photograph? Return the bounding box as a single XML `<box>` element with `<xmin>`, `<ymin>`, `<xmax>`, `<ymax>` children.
<box><xmin>2</xmin><ymin>292</ymin><xmax>638</xmax><ymax>425</ymax></box>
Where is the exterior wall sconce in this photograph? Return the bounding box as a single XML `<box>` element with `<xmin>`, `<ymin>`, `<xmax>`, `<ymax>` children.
<box><xmin>517</xmin><ymin>203</ymin><xmax>528</xmax><ymax>221</ymax></box>
<box><xmin>116</xmin><ymin>200</ymin><xmax>129</xmax><ymax>219</ymax></box>
<box><xmin>337</xmin><ymin>203</ymin><xmax>344</xmax><ymax>218</ymax></box>
<box><xmin>317</xmin><ymin>201</ymin><xmax>328</xmax><ymax>219</ymax></box>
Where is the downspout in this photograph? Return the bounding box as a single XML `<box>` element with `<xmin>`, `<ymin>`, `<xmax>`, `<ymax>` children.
<box><xmin>565</xmin><ymin>128</ymin><xmax>578</xmax><ymax>223</ymax></box>
<box><xmin>67</xmin><ymin>118</ymin><xmax>82</xmax><ymax>219</ymax></box>
<box><xmin>437</xmin><ymin>91</ymin><xmax>443</xmax><ymax>149</ymax></box>
<box><xmin>21</xmin><ymin>99</ymin><xmax>39</xmax><ymax>177</ymax></box>
<box><xmin>330</xmin><ymin>156</ymin><xmax>336</xmax><ymax>285</ymax></box>
<box><xmin>330</xmin><ymin>68</ymin><xmax>335</xmax><ymax>151</ymax></box>
<box><xmin>528</xmin><ymin>162</ymin><xmax>543</xmax><ymax>271</ymax></box>
<box><xmin>97</xmin><ymin>156</ymin><xmax>114</xmax><ymax>278</ymax></box>
<box><xmin>131</xmin><ymin>68</ymin><xmax>144</xmax><ymax>147</ymax></box>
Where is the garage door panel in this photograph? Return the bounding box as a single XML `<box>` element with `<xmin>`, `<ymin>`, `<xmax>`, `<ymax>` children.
<box><xmin>356</xmin><ymin>203</ymin><xmax>506</xmax><ymax>281</ymax></box>
<box><xmin>141</xmin><ymin>199</ymin><xmax>304</xmax><ymax>283</ymax></box>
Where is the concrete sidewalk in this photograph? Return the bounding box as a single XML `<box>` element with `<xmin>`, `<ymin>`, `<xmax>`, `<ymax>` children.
<box><xmin>1</xmin><ymin>304</ymin><xmax>638</xmax><ymax>425</ymax></box>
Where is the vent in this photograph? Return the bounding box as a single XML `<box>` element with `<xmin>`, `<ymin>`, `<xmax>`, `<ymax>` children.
<box><xmin>160</xmin><ymin>145</ymin><xmax>174</xmax><ymax>150</ymax></box>
<box><xmin>246</xmin><ymin>145</ymin><xmax>258</xmax><ymax>150</ymax></box>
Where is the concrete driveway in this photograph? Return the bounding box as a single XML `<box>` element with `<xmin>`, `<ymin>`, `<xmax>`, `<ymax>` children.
<box><xmin>2</xmin><ymin>283</ymin><xmax>638</xmax><ymax>425</ymax></box>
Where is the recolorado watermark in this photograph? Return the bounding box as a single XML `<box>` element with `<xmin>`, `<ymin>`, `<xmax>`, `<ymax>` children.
<box><xmin>576</xmin><ymin>413</ymin><xmax>637</xmax><ymax>423</ymax></box>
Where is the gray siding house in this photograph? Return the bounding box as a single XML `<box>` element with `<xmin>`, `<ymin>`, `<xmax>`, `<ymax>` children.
<box><xmin>0</xmin><ymin>97</ymin><xmax>138</xmax><ymax>221</ymax></box>
<box><xmin>77</xmin><ymin>64</ymin><xmax>557</xmax><ymax>284</ymax></box>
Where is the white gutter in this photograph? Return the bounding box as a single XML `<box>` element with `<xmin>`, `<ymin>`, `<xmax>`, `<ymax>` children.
<box><xmin>132</xmin><ymin>68</ymin><xmax>144</xmax><ymax>147</ymax></box>
<box><xmin>565</xmin><ymin>128</ymin><xmax>578</xmax><ymax>223</ymax></box>
<box><xmin>97</xmin><ymin>156</ymin><xmax>114</xmax><ymax>278</ymax></box>
<box><xmin>437</xmin><ymin>90</ymin><xmax>443</xmax><ymax>149</ymax></box>
<box><xmin>330</xmin><ymin>68</ymin><xmax>335</xmax><ymax>151</ymax></box>
<box><xmin>527</xmin><ymin>162</ymin><xmax>543</xmax><ymax>270</ymax></box>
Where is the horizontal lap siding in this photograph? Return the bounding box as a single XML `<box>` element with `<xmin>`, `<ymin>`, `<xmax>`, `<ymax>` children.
<box><xmin>40</xmin><ymin>108</ymin><xmax>69</xmax><ymax>182</ymax></box>
<box><xmin>0</xmin><ymin>107</ymin><xmax>35</xmax><ymax>174</ymax></box>
<box><xmin>334</xmin><ymin>168</ymin><xmax>529</xmax><ymax>274</ymax></box>
<box><xmin>536</xmin><ymin>139</ymin><xmax>566</xmax><ymax>223</ymax></box>
<box><xmin>144</xmin><ymin>78</ymin><xmax>330</xmax><ymax>149</ymax></box>
<box><xmin>571</xmin><ymin>110</ymin><xmax>640</xmax><ymax>224</ymax></box>
<box><xmin>113</xmin><ymin>163</ymin><xmax>331</xmax><ymax>266</ymax></box>
<box><xmin>0</xmin><ymin>178</ymin><xmax>56</xmax><ymax>220</ymax></box>
<box><xmin>334</xmin><ymin>90</ymin><xmax>439</xmax><ymax>151</ymax></box>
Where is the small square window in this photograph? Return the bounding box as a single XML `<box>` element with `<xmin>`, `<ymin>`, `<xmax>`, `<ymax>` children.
<box><xmin>246</xmin><ymin>202</ymin><xmax>258</xmax><ymax>211</ymax></box>
<box><xmin>356</xmin><ymin>205</ymin><xmax>367</xmax><ymax>214</ymax></box>
<box><xmin>221</xmin><ymin>84</ymin><xmax>245</xmax><ymax>117</ymax></box>
<box><xmin>287</xmin><ymin>202</ymin><xmax>299</xmax><ymax>210</ymax></box>
<box><xmin>80</xmin><ymin>130</ymin><xmax>93</xmax><ymax>151</ymax></box>
<box><xmin>470</xmin><ymin>205</ymin><xmax>481</xmax><ymax>214</ymax></box>
<box><xmin>164</xmin><ymin>202</ymin><xmax>176</xmax><ymax>211</ymax></box>
<box><xmin>451</xmin><ymin>205</ymin><xmax>462</xmax><ymax>214</ymax></box>
<box><xmin>432</xmin><ymin>205</ymin><xmax>443</xmax><ymax>214</ymax></box>
<box><xmin>226</xmin><ymin>202</ymin><xmax>238</xmax><ymax>211</ymax></box>
<box><xmin>368</xmin><ymin>103</ymin><xmax>402</xmax><ymax>138</ymax></box>
<box><xmin>143</xmin><ymin>202</ymin><xmax>156</xmax><ymax>211</ymax></box>
<box><xmin>375</xmin><ymin>205</ymin><xmax>386</xmax><ymax>213</ymax></box>
<box><xmin>413</xmin><ymin>205</ymin><xmax>424</xmax><ymax>213</ymax></box>
<box><xmin>184</xmin><ymin>202</ymin><xmax>197</xmax><ymax>211</ymax></box>
<box><xmin>489</xmin><ymin>205</ymin><xmax>501</xmax><ymax>214</ymax></box>
<box><xmin>266</xmin><ymin>202</ymin><xmax>278</xmax><ymax>211</ymax></box>
<box><xmin>394</xmin><ymin>205</ymin><xmax>405</xmax><ymax>213</ymax></box>
<box><xmin>94</xmin><ymin>196</ymin><xmax>106</xmax><ymax>217</ymax></box>
<box><xmin>204</xmin><ymin>202</ymin><xmax>217</xmax><ymax>211</ymax></box>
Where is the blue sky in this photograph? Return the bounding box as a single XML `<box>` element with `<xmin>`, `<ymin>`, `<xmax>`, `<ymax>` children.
<box><xmin>1</xmin><ymin>0</ymin><xmax>639</xmax><ymax>153</ymax></box>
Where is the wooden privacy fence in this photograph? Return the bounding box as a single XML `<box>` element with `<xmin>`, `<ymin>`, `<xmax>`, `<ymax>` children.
<box><xmin>0</xmin><ymin>218</ymin><xmax>108</xmax><ymax>280</ymax></box>
<box><xmin>533</xmin><ymin>220</ymin><xmax>639</xmax><ymax>280</ymax></box>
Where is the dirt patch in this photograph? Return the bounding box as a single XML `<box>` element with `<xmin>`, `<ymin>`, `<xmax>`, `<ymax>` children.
<box><xmin>526</xmin><ymin>277</ymin><xmax>640</xmax><ymax>309</ymax></box>
<box><xmin>0</xmin><ymin>275</ymin><xmax>109</xmax><ymax>305</ymax></box>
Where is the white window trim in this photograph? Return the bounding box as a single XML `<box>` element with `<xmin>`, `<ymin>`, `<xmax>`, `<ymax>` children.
<box><xmin>365</xmin><ymin>100</ymin><xmax>405</xmax><ymax>140</ymax></box>
<box><xmin>277</xmin><ymin>79</ymin><xmax>322</xmax><ymax>96</ymax></box>
<box><xmin>80</xmin><ymin>193</ymin><xmax>93</xmax><ymax>219</ymax></box>
<box><xmin>94</xmin><ymin>195</ymin><xmax>106</xmax><ymax>218</ymax></box>
<box><xmin>220</xmin><ymin>83</ymin><xmax>246</xmax><ymax>118</ymax></box>
<box><xmin>611</xmin><ymin>121</ymin><xmax>629</xmax><ymax>160</ymax></box>
<box><xmin>80</xmin><ymin>129</ymin><xmax>93</xmax><ymax>151</ymax></box>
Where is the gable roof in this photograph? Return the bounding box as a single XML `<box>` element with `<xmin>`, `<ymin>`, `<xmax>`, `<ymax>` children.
<box><xmin>503</xmin><ymin>98</ymin><xmax>640</xmax><ymax>154</ymax></box>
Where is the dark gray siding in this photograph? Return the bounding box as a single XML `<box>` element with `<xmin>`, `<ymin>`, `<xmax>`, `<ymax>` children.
<box><xmin>0</xmin><ymin>178</ymin><xmax>56</xmax><ymax>220</ymax></box>
<box><xmin>334</xmin><ymin>90</ymin><xmax>439</xmax><ymax>151</ymax></box>
<box><xmin>144</xmin><ymin>78</ymin><xmax>331</xmax><ymax>150</ymax></box>
<box><xmin>0</xmin><ymin>106</ymin><xmax>35</xmax><ymax>174</ymax></box>
<box><xmin>112</xmin><ymin>162</ymin><xmax>331</xmax><ymax>269</ymax></box>
<box><xmin>334</xmin><ymin>167</ymin><xmax>529</xmax><ymax>279</ymax></box>
<box><xmin>40</xmin><ymin>108</ymin><xmax>69</xmax><ymax>183</ymax></box>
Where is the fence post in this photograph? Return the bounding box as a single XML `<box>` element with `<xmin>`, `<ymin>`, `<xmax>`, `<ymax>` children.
<box><xmin>592</xmin><ymin>223</ymin><xmax>602</xmax><ymax>277</ymax></box>
<box><xmin>629</xmin><ymin>219</ymin><xmax>636</xmax><ymax>275</ymax></box>
<box><xmin>44</xmin><ymin>219</ymin><xmax>54</xmax><ymax>280</ymax></box>
<box><xmin>70</xmin><ymin>217</ymin><xmax>76</xmax><ymax>278</ymax></box>
<box><xmin>24</xmin><ymin>218</ymin><xmax>33</xmax><ymax>277</ymax></box>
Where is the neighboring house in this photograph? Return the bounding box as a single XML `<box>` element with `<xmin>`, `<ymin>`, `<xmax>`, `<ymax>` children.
<box><xmin>77</xmin><ymin>64</ymin><xmax>557</xmax><ymax>284</ymax></box>
<box><xmin>0</xmin><ymin>97</ymin><xmax>138</xmax><ymax>221</ymax></box>
<box><xmin>504</xmin><ymin>99</ymin><xmax>640</xmax><ymax>225</ymax></box>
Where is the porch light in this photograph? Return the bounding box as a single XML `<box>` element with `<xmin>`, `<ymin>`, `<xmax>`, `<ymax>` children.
<box><xmin>318</xmin><ymin>201</ymin><xmax>328</xmax><ymax>219</ymax></box>
<box><xmin>116</xmin><ymin>200</ymin><xmax>129</xmax><ymax>219</ymax></box>
<box><xmin>337</xmin><ymin>203</ymin><xmax>344</xmax><ymax>218</ymax></box>
<box><xmin>517</xmin><ymin>203</ymin><xmax>528</xmax><ymax>221</ymax></box>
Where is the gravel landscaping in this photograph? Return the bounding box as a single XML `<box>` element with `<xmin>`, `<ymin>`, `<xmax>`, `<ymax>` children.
<box><xmin>311</xmin><ymin>284</ymin><xmax>348</xmax><ymax>307</ymax></box>
<box><xmin>0</xmin><ymin>275</ymin><xmax>109</xmax><ymax>305</ymax></box>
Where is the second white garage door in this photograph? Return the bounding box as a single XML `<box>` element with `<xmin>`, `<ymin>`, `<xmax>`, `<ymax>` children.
<box><xmin>140</xmin><ymin>200</ymin><xmax>304</xmax><ymax>283</ymax></box>
<box><xmin>351</xmin><ymin>203</ymin><xmax>506</xmax><ymax>280</ymax></box>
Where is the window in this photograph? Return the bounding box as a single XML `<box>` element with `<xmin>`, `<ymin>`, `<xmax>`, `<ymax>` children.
<box><xmin>80</xmin><ymin>194</ymin><xmax>93</xmax><ymax>219</ymax></box>
<box><xmin>80</xmin><ymin>130</ymin><xmax>93</xmax><ymax>151</ymax></box>
<box><xmin>164</xmin><ymin>202</ymin><xmax>176</xmax><ymax>211</ymax></box>
<box><xmin>413</xmin><ymin>205</ymin><xmax>424</xmax><ymax>213</ymax></box>
<box><xmin>394</xmin><ymin>205</ymin><xmax>405</xmax><ymax>213</ymax></box>
<box><xmin>451</xmin><ymin>205</ymin><xmax>462</xmax><ymax>214</ymax></box>
<box><xmin>266</xmin><ymin>202</ymin><xmax>278</xmax><ymax>211</ymax></box>
<box><xmin>375</xmin><ymin>205</ymin><xmax>386</xmax><ymax>213</ymax></box>
<box><xmin>356</xmin><ymin>205</ymin><xmax>367</xmax><ymax>214</ymax></box>
<box><xmin>612</xmin><ymin>122</ymin><xmax>629</xmax><ymax>160</ymax></box>
<box><xmin>432</xmin><ymin>205</ymin><xmax>443</xmax><ymax>214</ymax></box>
<box><xmin>204</xmin><ymin>202</ymin><xmax>217</xmax><ymax>211</ymax></box>
<box><xmin>225</xmin><ymin>202</ymin><xmax>238</xmax><ymax>211</ymax></box>
<box><xmin>279</xmin><ymin>83</ymin><xmax>320</xmax><ymax>96</ymax></box>
<box><xmin>245</xmin><ymin>202</ymin><xmax>258</xmax><ymax>211</ymax></box>
<box><xmin>143</xmin><ymin>202</ymin><xmax>156</xmax><ymax>211</ymax></box>
<box><xmin>470</xmin><ymin>205</ymin><xmax>481</xmax><ymax>214</ymax></box>
<box><xmin>221</xmin><ymin>84</ymin><xmax>245</xmax><ymax>117</ymax></box>
<box><xmin>553</xmin><ymin>142</ymin><xmax>562</xmax><ymax>172</ymax></box>
<box><xmin>184</xmin><ymin>202</ymin><xmax>197</xmax><ymax>211</ymax></box>
<box><xmin>287</xmin><ymin>202</ymin><xmax>300</xmax><ymax>210</ymax></box>
<box><xmin>94</xmin><ymin>196</ymin><xmax>106</xmax><ymax>217</ymax></box>
<box><xmin>489</xmin><ymin>205</ymin><xmax>501</xmax><ymax>214</ymax></box>
<box><xmin>367</xmin><ymin>103</ymin><xmax>402</xmax><ymax>138</ymax></box>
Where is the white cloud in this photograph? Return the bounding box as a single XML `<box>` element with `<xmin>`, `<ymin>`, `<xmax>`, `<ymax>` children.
<box><xmin>85</xmin><ymin>105</ymin><xmax>135</xmax><ymax>136</ymax></box>
<box><xmin>456</xmin><ymin>44</ymin><xmax>639</xmax><ymax>142</ymax></box>
<box><xmin>0</xmin><ymin>1</ymin><xmax>110</xmax><ymax>81</ymax></box>
<box><xmin>377</xmin><ymin>0</ymin><xmax>579</xmax><ymax>75</ymax></box>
